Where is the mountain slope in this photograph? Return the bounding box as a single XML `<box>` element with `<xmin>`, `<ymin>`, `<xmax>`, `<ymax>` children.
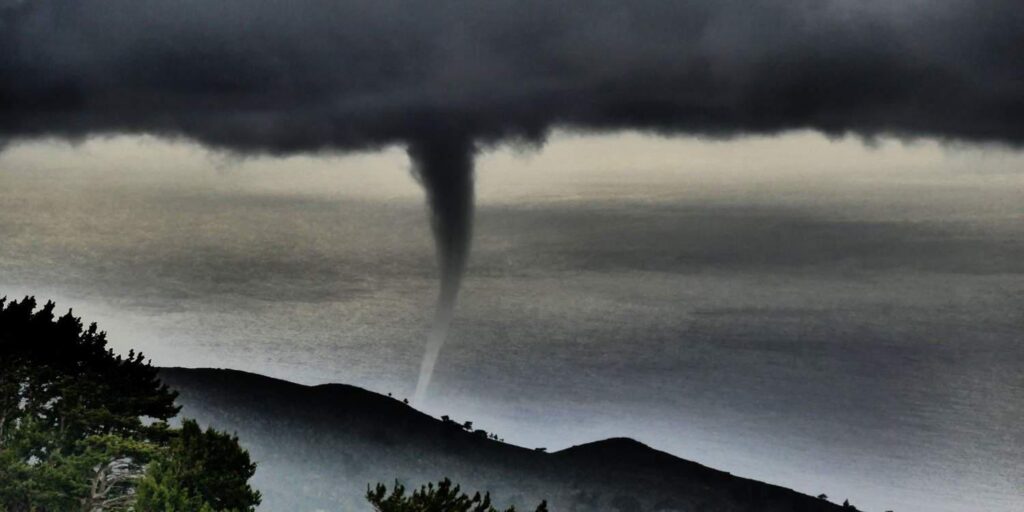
<box><xmin>159</xmin><ymin>367</ymin><xmax>850</xmax><ymax>512</ymax></box>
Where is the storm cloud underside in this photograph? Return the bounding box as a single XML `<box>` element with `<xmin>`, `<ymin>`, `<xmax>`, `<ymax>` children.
<box><xmin>3</xmin><ymin>0</ymin><xmax>1023</xmax><ymax>149</ymax></box>
<box><xmin>2</xmin><ymin>0</ymin><xmax>1023</xmax><ymax>398</ymax></box>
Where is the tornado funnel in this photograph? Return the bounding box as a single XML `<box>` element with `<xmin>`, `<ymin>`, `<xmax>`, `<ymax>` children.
<box><xmin>407</xmin><ymin>135</ymin><xmax>475</xmax><ymax>405</ymax></box>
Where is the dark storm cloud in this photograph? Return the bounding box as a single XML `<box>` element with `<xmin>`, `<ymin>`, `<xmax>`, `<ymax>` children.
<box><xmin>1</xmin><ymin>0</ymin><xmax>1023</xmax><ymax>151</ymax></box>
<box><xmin>3</xmin><ymin>0</ymin><xmax>1023</xmax><ymax>399</ymax></box>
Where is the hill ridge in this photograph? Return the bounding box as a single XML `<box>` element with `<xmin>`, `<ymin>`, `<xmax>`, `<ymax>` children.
<box><xmin>159</xmin><ymin>366</ymin><xmax>850</xmax><ymax>512</ymax></box>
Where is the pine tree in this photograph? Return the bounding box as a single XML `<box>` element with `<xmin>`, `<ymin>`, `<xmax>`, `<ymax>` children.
<box><xmin>366</xmin><ymin>478</ymin><xmax>547</xmax><ymax>512</ymax></box>
<box><xmin>136</xmin><ymin>419</ymin><xmax>260</xmax><ymax>512</ymax></box>
<box><xmin>0</xmin><ymin>297</ymin><xmax>259</xmax><ymax>512</ymax></box>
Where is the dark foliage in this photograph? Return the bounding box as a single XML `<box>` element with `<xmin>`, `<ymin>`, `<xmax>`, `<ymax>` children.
<box><xmin>0</xmin><ymin>296</ymin><xmax>180</xmax><ymax>446</ymax></box>
<box><xmin>137</xmin><ymin>419</ymin><xmax>260</xmax><ymax>512</ymax></box>
<box><xmin>368</xmin><ymin>478</ymin><xmax>547</xmax><ymax>512</ymax></box>
<box><xmin>0</xmin><ymin>296</ymin><xmax>179</xmax><ymax>511</ymax></box>
<box><xmin>0</xmin><ymin>297</ymin><xmax>259</xmax><ymax>512</ymax></box>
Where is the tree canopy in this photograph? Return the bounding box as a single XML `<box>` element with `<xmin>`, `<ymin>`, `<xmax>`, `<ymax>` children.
<box><xmin>136</xmin><ymin>419</ymin><xmax>260</xmax><ymax>512</ymax></box>
<box><xmin>0</xmin><ymin>296</ymin><xmax>259</xmax><ymax>512</ymax></box>
<box><xmin>367</xmin><ymin>479</ymin><xmax>547</xmax><ymax>512</ymax></box>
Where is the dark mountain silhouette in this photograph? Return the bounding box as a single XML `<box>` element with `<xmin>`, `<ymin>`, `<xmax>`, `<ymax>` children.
<box><xmin>159</xmin><ymin>367</ymin><xmax>853</xmax><ymax>512</ymax></box>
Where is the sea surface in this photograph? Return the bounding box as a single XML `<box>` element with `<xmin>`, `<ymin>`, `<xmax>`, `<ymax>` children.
<box><xmin>2</xmin><ymin>146</ymin><xmax>1022</xmax><ymax>512</ymax></box>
